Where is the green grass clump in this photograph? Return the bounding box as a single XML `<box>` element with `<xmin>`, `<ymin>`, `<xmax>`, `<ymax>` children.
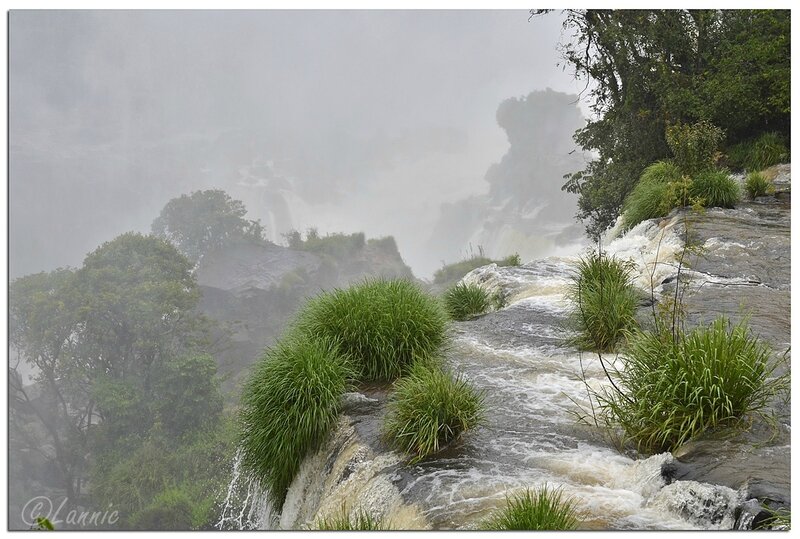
<box><xmin>689</xmin><ymin>170</ymin><xmax>740</xmax><ymax>208</ymax></box>
<box><xmin>433</xmin><ymin>253</ymin><xmax>520</xmax><ymax>286</ymax></box>
<box><xmin>444</xmin><ymin>282</ymin><xmax>492</xmax><ymax>321</ymax></box>
<box><xmin>239</xmin><ymin>335</ymin><xmax>353</xmax><ymax>509</ymax></box>
<box><xmin>296</xmin><ymin>278</ymin><xmax>448</xmax><ymax>381</ymax></box>
<box><xmin>499</xmin><ymin>253</ymin><xmax>522</xmax><ymax>267</ymax></box>
<box><xmin>622</xmin><ymin>161</ymin><xmax>682</xmax><ymax>229</ymax></box>
<box><xmin>745</xmin><ymin>171</ymin><xmax>773</xmax><ymax>199</ymax></box>
<box><xmin>383</xmin><ymin>362</ymin><xmax>484</xmax><ymax>462</ymax></box>
<box><xmin>727</xmin><ymin>132</ymin><xmax>788</xmax><ymax>172</ymax></box>
<box><xmin>433</xmin><ymin>256</ymin><xmax>494</xmax><ymax>285</ymax></box>
<box><xmin>566</xmin><ymin>252</ymin><xmax>638</xmax><ymax>352</ymax></box>
<box><xmin>598</xmin><ymin>317</ymin><xmax>788</xmax><ymax>454</ymax></box>
<box><xmin>481</xmin><ymin>486</ymin><xmax>579</xmax><ymax>531</ymax></box>
<box><xmin>313</xmin><ymin>506</ymin><xmax>391</xmax><ymax>530</ymax></box>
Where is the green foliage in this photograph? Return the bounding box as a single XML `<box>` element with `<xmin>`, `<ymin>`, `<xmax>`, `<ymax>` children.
<box><xmin>597</xmin><ymin>318</ymin><xmax>789</xmax><ymax>454</ymax></box>
<box><xmin>444</xmin><ymin>282</ymin><xmax>492</xmax><ymax>321</ymax></box>
<box><xmin>90</xmin><ymin>416</ymin><xmax>239</xmax><ymax>530</ymax></box>
<box><xmin>10</xmin><ymin>232</ymin><xmax>211</xmax><ymax>515</ymax></box>
<box><xmin>689</xmin><ymin>170</ymin><xmax>740</xmax><ymax>208</ymax></box>
<box><xmin>433</xmin><ymin>253</ymin><xmax>520</xmax><ymax>287</ymax></box>
<box><xmin>499</xmin><ymin>253</ymin><xmax>522</xmax><ymax>267</ymax></box>
<box><xmin>433</xmin><ymin>256</ymin><xmax>493</xmax><ymax>286</ymax></box>
<box><xmin>622</xmin><ymin>174</ymin><xmax>671</xmax><ymax>230</ymax></box>
<box><xmin>129</xmin><ymin>488</ymin><xmax>195</xmax><ymax>530</ymax></box>
<box><xmin>313</xmin><ymin>506</ymin><xmax>391</xmax><ymax>531</ymax></box>
<box><xmin>548</xmin><ymin>9</ymin><xmax>790</xmax><ymax>237</ymax></box>
<box><xmin>481</xmin><ymin>486</ymin><xmax>579</xmax><ymax>531</ymax></box>
<box><xmin>383</xmin><ymin>362</ymin><xmax>484</xmax><ymax>462</ymax></box>
<box><xmin>727</xmin><ymin>132</ymin><xmax>789</xmax><ymax>172</ymax></box>
<box><xmin>296</xmin><ymin>279</ymin><xmax>448</xmax><ymax>381</ymax></box>
<box><xmin>566</xmin><ymin>252</ymin><xmax>638</xmax><ymax>352</ymax></box>
<box><xmin>152</xmin><ymin>189</ymin><xmax>265</xmax><ymax>262</ymax></box>
<box><xmin>239</xmin><ymin>335</ymin><xmax>353</xmax><ymax>509</ymax></box>
<box><xmin>32</xmin><ymin>517</ymin><xmax>55</xmax><ymax>531</ymax></box>
<box><xmin>666</xmin><ymin>120</ymin><xmax>724</xmax><ymax>176</ymax></box>
<box><xmin>153</xmin><ymin>354</ymin><xmax>224</xmax><ymax>437</ymax></box>
<box><xmin>285</xmin><ymin>228</ymin><xmax>366</xmax><ymax>259</ymax></box>
<box><xmin>745</xmin><ymin>171</ymin><xmax>773</xmax><ymax>199</ymax></box>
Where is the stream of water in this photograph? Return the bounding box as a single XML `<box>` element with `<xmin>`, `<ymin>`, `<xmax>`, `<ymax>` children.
<box><xmin>218</xmin><ymin>202</ymin><xmax>789</xmax><ymax>530</ymax></box>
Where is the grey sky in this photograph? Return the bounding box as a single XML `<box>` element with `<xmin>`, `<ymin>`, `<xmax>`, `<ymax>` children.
<box><xmin>10</xmin><ymin>9</ymin><xmax>584</xmax><ymax>277</ymax></box>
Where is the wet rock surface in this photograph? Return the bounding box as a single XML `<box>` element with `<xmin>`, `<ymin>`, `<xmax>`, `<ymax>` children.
<box><xmin>666</xmin><ymin>164</ymin><xmax>791</xmax><ymax>524</ymax></box>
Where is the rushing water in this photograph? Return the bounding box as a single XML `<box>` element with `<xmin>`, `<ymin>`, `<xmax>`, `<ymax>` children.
<box><xmin>219</xmin><ymin>187</ymin><xmax>790</xmax><ymax>530</ymax></box>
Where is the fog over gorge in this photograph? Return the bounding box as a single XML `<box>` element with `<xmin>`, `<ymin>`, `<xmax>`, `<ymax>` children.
<box><xmin>9</xmin><ymin>8</ymin><xmax>792</xmax><ymax>532</ymax></box>
<box><xmin>10</xmin><ymin>10</ymin><xmax>587</xmax><ymax>278</ymax></box>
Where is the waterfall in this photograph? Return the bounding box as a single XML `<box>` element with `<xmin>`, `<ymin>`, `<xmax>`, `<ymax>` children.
<box><xmin>215</xmin><ymin>449</ymin><xmax>276</xmax><ymax>530</ymax></box>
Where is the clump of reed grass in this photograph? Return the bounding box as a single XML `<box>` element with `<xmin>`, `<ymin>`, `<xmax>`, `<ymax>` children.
<box><xmin>566</xmin><ymin>252</ymin><xmax>639</xmax><ymax>352</ymax></box>
<box><xmin>313</xmin><ymin>506</ymin><xmax>391</xmax><ymax>530</ymax></box>
<box><xmin>727</xmin><ymin>132</ymin><xmax>788</xmax><ymax>172</ymax></box>
<box><xmin>383</xmin><ymin>361</ymin><xmax>484</xmax><ymax>462</ymax></box>
<box><xmin>622</xmin><ymin>161</ymin><xmax>683</xmax><ymax>229</ymax></box>
<box><xmin>296</xmin><ymin>278</ymin><xmax>448</xmax><ymax>381</ymax></box>
<box><xmin>745</xmin><ymin>171</ymin><xmax>773</xmax><ymax>199</ymax></box>
<box><xmin>689</xmin><ymin>170</ymin><xmax>740</xmax><ymax>208</ymax></box>
<box><xmin>238</xmin><ymin>335</ymin><xmax>353</xmax><ymax>509</ymax></box>
<box><xmin>444</xmin><ymin>282</ymin><xmax>492</xmax><ymax>321</ymax></box>
<box><xmin>481</xmin><ymin>485</ymin><xmax>579</xmax><ymax>531</ymax></box>
<box><xmin>597</xmin><ymin>317</ymin><xmax>789</xmax><ymax>454</ymax></box>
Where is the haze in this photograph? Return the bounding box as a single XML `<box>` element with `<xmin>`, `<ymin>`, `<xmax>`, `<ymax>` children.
<box><xmin>10</xmin><ymin>9</ymin><xmax>586</xmax><ymax>278</ymax></box>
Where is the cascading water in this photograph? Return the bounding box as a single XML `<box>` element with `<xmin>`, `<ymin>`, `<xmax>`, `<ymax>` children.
<box><xmin>216</xmin><ymin>449</ymin><xmax>276</xmax><ymax>530</ymax></box>
<box><xmin>220</xmin><ymin>199</ymin><xmax>788</xmax><ymax>530</ymax></box>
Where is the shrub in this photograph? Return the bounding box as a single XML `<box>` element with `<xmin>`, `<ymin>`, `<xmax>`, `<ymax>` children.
<box><xmin>444</xmin><ymin>282</ymin><xmax>492</xmax><ymax>321</ymax></box>
<box><xmin>597</xmin><ymin>318</ymin><xmax>789</xmax><ymax>454</ymax></box>
<box><xmin>296</xmin><ymin>279</ymin><xmax>448</xmax><ymax>381</ymax></box>
<box><xmin>383</xmin><ymin>362</ymin><xmax>484</xmax><ymax>462</ymax></box>
<box><xmin>313</xmin><ymin>506</ymin><xmax>391</xmax><ymax>530</ymax></box>
<box><xmin>481</xmin><ymin>486</ymin><xmax>579</xmax><ymax>531</ymax></box>
<box><xmin>666</xmin><ymin>120</ymin><xmax>724</xmax><ymax>176</ymax></box>
<box><xmin>745</xmin><ymin>171</ymin><xmax>773</xmax><ymax>199</ymax></box>
<box><xmin>566</xmin><ymin>252</ymin><xmax>638</xmax><ymax>352</ymax></box>
<box><xmin>689</xmin><ymin>170</ymin><xmax>740</xmax><ymax>208</ymax></box>
<box><xmin>239</xmin><ymin>335</ymin><xmax>353</xmax><ymax>509</ymax></box>
<box><xmin>727</xmin><ymin>132</ymin><xmax>788</xmax><ymax>172</ymax></box>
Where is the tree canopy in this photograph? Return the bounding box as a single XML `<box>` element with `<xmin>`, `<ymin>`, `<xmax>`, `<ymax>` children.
<box><xmin>9</xmin><ymin>233</ymin><xmax>223</xmax><ymax>526</ymax></box>
<box><xmin>535</xmin><ymin>9</ymin><xmax>790</xmax><ymax>237</ymax></box>
<box><xmin>152</xmin><ymin>189</ymin><xmax>266</xmax><ymax>263</ymax></box>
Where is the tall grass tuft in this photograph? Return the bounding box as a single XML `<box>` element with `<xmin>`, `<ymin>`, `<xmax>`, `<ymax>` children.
<box><xmin>296</xmin><ymin>278</ymin><xmax>448</xmax><ymax>381</ymax></box>
<box><xmin>444</xmin><ymin>282</ymin><xmax>492</xmax><ymax>321</ymax></box>
<box><xmin>481</xmin><ymin>486</ymin><xmax>579</xmax><ymax>531</ymax></box>
<box><xmin>622</xmin><ymin>161</ymin><xmax>682</xmax><ymax>229</ymax></box>
<box><xmin>238</xmin><ymin>335</ymin><xmax>353</xmax><ymax>509</ymax></box>
<box><xmin>689</xmin><ymin>170</ymin><xmax>740</xmax><ymax>208</ymax></box>
<box><xmin>566</xmin><ymin>252</ymin><xmax>638</xmax><ymax>352</ymax></box>
<box><xmin>745</xmin><ymin>171</ymin><xmax>773</xmax><ymax>199</ymax></box>
<box><xmin>313</xmin><ymin>506</ymin><xmax>391</xmax><ymax>530</ymax></box>
<box><xmin>597</xmin><ymin>317</ymin><xmax>789</xmax><ymax>454</ymax></box>
<box><xmin>383</xmin><ymin>361</ymin><xmax>484</xmax><ymax>462</ymax></box>
<box><xmin>727</xmin><ymin>132</ymin><xmax>788</xmax><ymax>172</ymax></box>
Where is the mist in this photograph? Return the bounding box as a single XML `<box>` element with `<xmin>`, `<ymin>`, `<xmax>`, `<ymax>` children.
<box><xmin>10</xmin><ymin>9</ymin><xmax>586</xmax><ymax>279</ymax></box>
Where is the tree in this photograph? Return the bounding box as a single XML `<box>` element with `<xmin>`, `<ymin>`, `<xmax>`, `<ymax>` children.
<box><xmin>152</xmin><ymin>189</ymin><xmax>266</xmax><ymax>263</ymax></box>
<box><xmin>535</xmin><ymin>9</ymin><xmax>790</xmax><ymax>238</ymax></box>
<box><xmin>9</xmin><ymin>233</ymin><xmax>212</xmax><ymax>517</ymax></box>
<box><xmin>9</xmin><ymin>269</ymin><xmax>88</xmax><ymax>509</ymax></box>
